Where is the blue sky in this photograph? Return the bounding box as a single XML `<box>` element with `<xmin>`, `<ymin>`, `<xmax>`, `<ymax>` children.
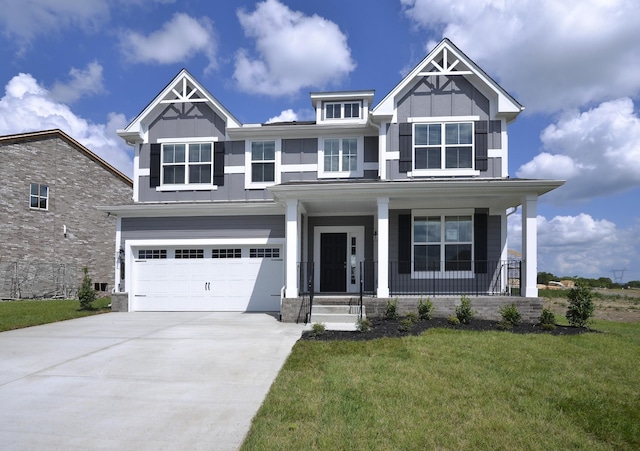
<box><xmin>1</xmin><ymin>0</ymin><xmax>639</xmax><ymax>282</ymax></box>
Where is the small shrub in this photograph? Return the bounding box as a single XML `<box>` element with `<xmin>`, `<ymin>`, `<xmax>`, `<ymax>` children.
<box><xmin>455</xmin><ymin>295</ymin><xmax>476</xmax><ymax>324</ymax></box>
<box><xmin>566</xmin><ymin>285</ymin><xmax>595</xmax><ymax>327</ymax></box>
<box><xmin>447</xmin><ymin>315</ymin><xmax>460</xmax><ymax>325</ymax></box>
<box><xmin>385</xmin><ymin>299</ymin><xmax>399</xmax><ymax>320</ymax></box>
<box><xmin>499</xmin><ymin>303</ymin><xmax>522</xmax><ymax>326</ymax></box>
<box><xmin>356</xmin><ymin>318</ymin><xmax>372</xmax><ymax>333</ymax></box>
<box><xmin>541</xmin><ymin>323</ymin><xmax>557</xmax><ymax>331</ymax></box>
<box><xmin>398</xmin><ymin>318</ymin><xmax>414</xmax><ymax>332</ymax></box>
<box><xmin>405</xmin><ymin>312</ymin><xmax>419</xmax><ymax>324</ymax></box>
<box><xmin>310</xmin><ymin>323</ymin><xmax>326</xmax><ymax>336</ymax></box>
<box><xmin>417</xmin><ymin>298</ymin><xmax>434</xmax><ymax>320</ymax></box>
<box><xmin>78</xmin><ymin>267</ymin><xmax>96</xmax><ymax>311</ymax></box>
<box><xmin>496</xmin><ymin>321</ymin><xmax>513</xmax><ymax>330</ymax></box>
<box><xmin>538</xmin><ymin>308</ymin><xmax>556</xmax><ymax>326</ymax></box>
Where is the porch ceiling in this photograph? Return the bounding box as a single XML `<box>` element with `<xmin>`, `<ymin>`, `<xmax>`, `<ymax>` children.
<box><xmin>270</xmin><ymin>178</ymin><xmax>565</xmax><ymax>214</ymax></box>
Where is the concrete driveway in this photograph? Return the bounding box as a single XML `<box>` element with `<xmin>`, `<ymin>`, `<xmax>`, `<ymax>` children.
<box><xmin>0</xmin><ymin>312</ymin><xmax>304</xmax><ymax>450</ymax></box>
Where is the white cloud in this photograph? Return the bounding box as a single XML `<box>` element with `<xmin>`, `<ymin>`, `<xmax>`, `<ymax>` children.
<box><xmin>266</xmin><ymin>109</ymin><xmax>298</xmax><ymax>123</ymax></box>
<box><xmin>0</xmin><ymin>0</ymin><xmax>175</xmax><ymax>50</ymax></box>
<box><xmin>234</xmin><ymin>0</ymin><xmax>356</xmax><ymax>96</ymax></box>
<box><xmin>119</xmin><ymin>13</ymin><xmax>217</xmax><ymax>71</ymax></box>
<box><xmin>0</xmin><ymin>73</ymin><xmax>132</xmax><ymax>176</ymax></box>
<box><xmin>508</xmin><ymin>213</ymin><xmax>636</xmax><ymax>278</ymax></box>
<box><xmin>401</xmin><ymin>0</ymin><xmax>640</xmax><ymax>113</ymax></box>
<box><xmin>517</xmin><ymin>98</ymin><xmax>640</xmax><ymax>203</ymax></box>
<box><xmin>49</xmin><ymin>61</ymin><xmax>105</xmax><ymax>104</ymax></box>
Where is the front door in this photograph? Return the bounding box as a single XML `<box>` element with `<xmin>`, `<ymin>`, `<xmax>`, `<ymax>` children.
<box><xmin>320</xmin><ymin>233</ymin><xmax>347</xmax><ymax>292</ymax></box>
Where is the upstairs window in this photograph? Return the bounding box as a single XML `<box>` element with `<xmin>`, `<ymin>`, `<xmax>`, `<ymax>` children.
<box><xmin>251</xmin><ymin>141</ymin><xmax>275</xmax><ymax>183</ymax></box>
<box><xmin>319</xmin><ymin>137</ymin><xmax>363</xmax><ymax>178</ymax></box>
<box><xmin>161</xmin><ymin>142</ymin><xmax>212</xmax><ymax>185</ymax></box>
<box><xmin>414</xmin><ymin>122</ymin><xmax>473</xmax><ymax>171</ymax></box>
<box><xmin>30</xmin><ymin>183</ymin><xmax>48</xmax><ymax>210</ymax></box>
<box><xmin>324</xmin><ymin>101</ymin><xmax>362</xmax><ymax>120</ymax></box>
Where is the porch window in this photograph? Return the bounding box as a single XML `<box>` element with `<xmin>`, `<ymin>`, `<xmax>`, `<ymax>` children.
<box><xmin>413</xmin><ymin>214</ymin><xmax>472</xmax><ymax>273</ymax></box>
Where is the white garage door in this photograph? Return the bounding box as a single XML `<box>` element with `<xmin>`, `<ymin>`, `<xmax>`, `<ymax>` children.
<box><xmin>131</xmin><ymin>246</ymin><xmax>283</xmax><ymax>312</ymax></box>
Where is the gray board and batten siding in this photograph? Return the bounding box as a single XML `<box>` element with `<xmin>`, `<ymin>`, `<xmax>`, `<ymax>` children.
<box><xmin>387</xmin><ymin>74</ymin><xmax>503</xmax><ymax>179</ymax></box>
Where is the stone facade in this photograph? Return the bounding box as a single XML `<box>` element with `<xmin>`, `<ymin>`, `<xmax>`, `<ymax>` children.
<box><xmin>0</xmin><ymin>130</ymin><xmax>132</xmax><ymax>298</ymax></box>
<box><xmin>282</xmin><ymin>296</ymin><xmax>543</xmax><ymax>324</ymax></box>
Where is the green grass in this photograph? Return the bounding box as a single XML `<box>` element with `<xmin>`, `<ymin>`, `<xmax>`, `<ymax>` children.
<box><xmin>242</xmin><ymin>319</ymin><xmax>640</xmax><ymax>450</ymax></box>
<box><xmin>0</xmin><ymin>298</ymin><xmax>112</xmax><ymax>332</ymax></box>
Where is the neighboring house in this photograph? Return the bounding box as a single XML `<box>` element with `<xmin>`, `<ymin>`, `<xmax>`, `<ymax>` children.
<box><xmin>0</xmin><ymin>129</ymin><xmax>133</xmax><ymax>299</ymax></box>
<box><xmin>104</xmin><ymin>39</ymin><xmax>563</xmax><ymax>321</ymax></box>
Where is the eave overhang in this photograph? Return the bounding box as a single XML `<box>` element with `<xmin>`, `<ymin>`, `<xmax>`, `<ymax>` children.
<box><xmin>97</xmin><ymin>200</ymin><xmax>283</xmax><ymax>218</ymax></box>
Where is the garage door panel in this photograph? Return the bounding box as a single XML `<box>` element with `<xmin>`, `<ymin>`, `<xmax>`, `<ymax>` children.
<box><xmin>132</xmin><ymin>247</ymin><xmax>282</xmax><ymax>312</ymax></box>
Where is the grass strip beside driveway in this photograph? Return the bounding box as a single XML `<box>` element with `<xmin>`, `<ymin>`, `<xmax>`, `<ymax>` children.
<box><xmin>242</xmin><ymin>319</ymin><xmax>640</xmax><ymax>450</ymax></box>
<box><xmin>0</xmin><ymin>298</ymin><xmax>111</xmax><ymax>332</ymax></box>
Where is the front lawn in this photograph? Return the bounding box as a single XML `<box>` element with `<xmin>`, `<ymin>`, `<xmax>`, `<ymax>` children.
<box><xmin>0</xmin><ymin>298</ymin><xmax>111</xmax><ymax>332</ymax></box>
<box><xmin>242</xmin><ymin>319</ymin><xmax>639</xmax><ymax>450</ymax></box>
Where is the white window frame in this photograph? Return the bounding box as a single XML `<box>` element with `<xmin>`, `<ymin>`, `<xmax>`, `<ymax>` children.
<box><xmin>408</xmin><ymin>116</ymin><xmax>479</xmax><ymax>177</ymax></box>
<box><xmin>411</xmin><ymin>209</ymin><xmax>474</xmax><ymax>278</ymax></box>
<box><xmin>318</xmin><ymin>136</ymin><xmax>364</xmax><ymax>178</ymax></box>
<box><xmin>29</xmin><ymin>183</ymin><xmax>49</xmax><ymax>211</ymax></box>
<box><xmin>323</xmin><ymin>101</ymin><xmax>362</xmax><ymax>121</ymax></box>
<box><xmin>244</xmin><ymin>139</ymin><xmax>281</xmax><ymax>189</ymax></box>
<box><xmin>158</xmin><ymin>139</ymin><xmax>217</xmax><ymax>191</ymax></box>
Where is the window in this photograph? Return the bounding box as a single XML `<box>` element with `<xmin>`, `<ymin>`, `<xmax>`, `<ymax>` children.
<box><xmin>175</xmin><ymin>249</ymin><xmax>204</xmax><ymax>259</ymax></box>
<box><xmin>138</xmin><ymin>250</ymin><xmax>167</xmax><ymax>259</ymax></box>
<box><xmin>161</xmin><ymin>142</ymin><xmax>212</xmax><ymax>185</ymax></box>
<box><xmin>320</xmin><ymin>137</ymin><xmax>361</xmax><ymax>177</ymax></box>
<box><xmin>414</xmin><ymin>122</ymin><xmax>473</xmax><ymax>170</ymax></box>
<box><xmin>324</xmin><ymin>102</ymin><xmax>361</xmax><ymax>120</ymax></box>
<box><xmin>30</xmin><ymin>183</ymin><xmax>48</xmax><ymax>210</ymax></box>
<box><xmin>251</xmin><ymin>141</ymin><xmax>275</xmax><ymax>183</ymax></box>
<box><xmin>250</xmin><ymin>248</ymin><xmax>280</xmax><ymax>258</ymax></box>
<box><xmin>212</xmin><ymin>249</ymin><xmax>241</xmax><ymax>259</ymax></box>
<box><xmin>413</xmin><ymin>215</ymin><xmax>472</xmax><ymax>273</ymax></box>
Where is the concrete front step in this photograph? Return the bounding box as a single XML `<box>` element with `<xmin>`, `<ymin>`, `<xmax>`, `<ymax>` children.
<box><xmin>309</xmin><ymin>304</ymin><xmax>365</xmax><ymax>325</ymax></box>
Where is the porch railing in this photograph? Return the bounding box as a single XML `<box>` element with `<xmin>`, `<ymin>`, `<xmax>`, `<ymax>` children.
<box><xmin>297</xmin><ymin>262</ymin><xmax>314</xmax><ymax>324</ymax></box>
<box><xmin>389</xmin><ymin>260</ymin><xmax>521</xmax><ymax>296</ymax></box>
<box><xmin>358</xmin><ymin>261</ymin><xmax>377</xmax><ymax>320</ymax></box>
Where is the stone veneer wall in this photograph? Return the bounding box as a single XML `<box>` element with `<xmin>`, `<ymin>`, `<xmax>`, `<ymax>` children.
<box><xmin>282</xmin><ymin>296</ymin><xmax>543</xmax><ymax>324</ymax></box>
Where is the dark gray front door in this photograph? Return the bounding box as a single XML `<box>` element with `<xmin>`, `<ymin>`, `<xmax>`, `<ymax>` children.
<box><xmin>320</xmin><ymin>233</ymin><xmax>347</xmax><ymax>292</ymax></box>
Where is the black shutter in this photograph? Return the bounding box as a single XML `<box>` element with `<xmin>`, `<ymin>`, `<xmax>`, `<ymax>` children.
<box><xmin>399</xmin><ymin>123</ymin><xmax>412</xmax><ymax>173</ymax></box>
<box><xmin>474</xmin><ymin>120</ymin><xmax>488</xmax><ymax>172</ymax></box>
<box><xmin>474</xmin><ymin>212</ymin><xmax>488</xmax><ymax>274</ymax></box>
<box><xmin>398</xmin><ymin>214</ymin><xmax>411</xmax><ymax>274</ymax></box>
<box><xmin>149</xmin><ymin>143</ymin><xmax>161</xmax><ymax>188</ymax></box>
<box><xmin>213</xmin><ymin>141</ymin><xmax>225</xmax><ymax>186</ymax></box>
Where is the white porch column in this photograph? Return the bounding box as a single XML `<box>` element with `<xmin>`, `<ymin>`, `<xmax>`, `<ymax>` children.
<box><xmin>285</xmin><ymin>199</ymin><xmax>299</xmax><ymax>298</ymax></box>
<box><xmin>522</xmin><ymin>195</ymin><xmax>538</xmax><ymax>297</ymax></box>
<box><xmin>377</xmin><ymin>197</ymin><xmax>390</xmax><ymax>298</ymax></box>
<box><xmin>114</xmin><ymin>216</ymin><xmax>122</xmax><ymax>292</ymax></box>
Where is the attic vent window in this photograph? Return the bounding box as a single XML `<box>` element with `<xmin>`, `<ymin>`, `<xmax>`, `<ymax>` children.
<box><xmin>324</xmin><ymin>101</ymin><xmax>362</xmax><ymax>120</ymax></box>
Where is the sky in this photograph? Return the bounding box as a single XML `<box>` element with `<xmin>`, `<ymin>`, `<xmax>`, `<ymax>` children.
<box><xmin>1</xmin><ymin>0</ymin><xmax>639</xmax><ymax>282</ymax></box>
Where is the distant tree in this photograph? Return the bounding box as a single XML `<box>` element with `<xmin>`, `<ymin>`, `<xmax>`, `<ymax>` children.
<box><xmin>537</xmin><ymin>272</ymin><xmax>556</xmax><ymax>285</ymax></box>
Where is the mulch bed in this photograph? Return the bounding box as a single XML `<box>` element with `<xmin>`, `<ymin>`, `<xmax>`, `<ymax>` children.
<box><xmin>301</xmin><ymin>317</ymin><xmax>593</xmax><ymax>341</ymax></box>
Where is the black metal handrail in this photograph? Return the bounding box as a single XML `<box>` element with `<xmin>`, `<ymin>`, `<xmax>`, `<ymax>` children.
<box><xmin>297</xmin><ymin>262</ymin><xmax>314</xmax><ymax>323</ymax></box>
<box><xmin>389</xmin><ymin>260</ymin><xmax>521</xmax><ymax>296</ymax></box>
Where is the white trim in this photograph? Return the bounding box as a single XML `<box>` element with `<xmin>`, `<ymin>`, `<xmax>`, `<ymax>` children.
<box><xmin>281</xmin><ymin>163</ymin><xmax>318</xmax><ymax>173</ymax></box>
<box><xmin>317</xmin><ymin>136</ymin><xmax>364</xmax><ymax>178</ymax></box>
<box><xmin>133</xmin><ymin>144</ymin><xmax>140</xmax><ymax>202</ymax></box>
<box><xmin>157</xmin><ymin>136</ymin><xmax>219</xmax><ymax>143</ymax></box>
<box><xmin>156</xmin><ymin>184</ymin><xmax>218</xmax><ymax>192</ymax></box>
<box><xmin>313</xmin><ymin>226</ymin><xmax>365</xmax><ymax>294</ymax></box>
<box><xmin>409</xmin><ymin>169</ymin><xmax>480</xmax><ymax>177</ymax></box>
<box><xmin>114</xmin><ymin>217</ymin><xmax>122</xmax><ymax>292</ymax></box>
<box><xmin>138</xmin><ymin>168</ymin><xmax>150</xmax><ymax>177</ymax></box>
<box><xmin>285</xmin><ymin>200</ymin><xmax>299</xmax><ymax>298</ymax></box>
<box><xmin>487</xmin><ymin>149</ymin><xmax>502</xmax><ymax>158</ymax></box>
<box><xmin>386</xmin><ymin>150</ymin><xmax>400</xmax><ymax>160</ymax></box>
<box><xmin>377</xmin><ymin>198</ymin><xmax>389</xmax><ymax>297</ymax></box>
<box><xmin>407</xmin><ymin>115</ymin><xmax>480</xmax><ymax>123</ymax></box>
<box><xmin>245</xmin><ymin>139</ymin><xmax>281</xmax><ymax>189</ymax></box>
<box><xmin>379</xmin><ymin>122</ymin><xmax>388</xmax><ymax>180</ymax></box>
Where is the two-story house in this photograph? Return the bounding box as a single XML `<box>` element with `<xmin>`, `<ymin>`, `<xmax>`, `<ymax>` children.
<box><xmin>104</xmin><ymin>39</ymin><xmax>563</xmax><ymax>321</ymax></box>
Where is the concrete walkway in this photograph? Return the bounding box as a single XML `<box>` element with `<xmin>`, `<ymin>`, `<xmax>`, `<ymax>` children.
<box><xmin>0</xmin><ymin>312</ymin><xmax>304</xmax><ymax>450</ymax></box>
